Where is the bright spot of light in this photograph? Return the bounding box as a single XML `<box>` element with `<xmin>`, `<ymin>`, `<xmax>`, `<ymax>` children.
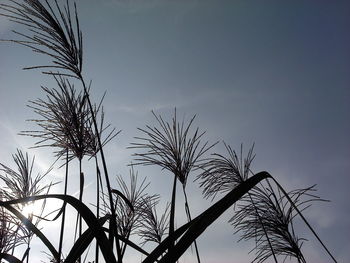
<box><xmin>21</xmin><ymin>202</ymin><xmax>41</xmax><ymax>219</ymax></box>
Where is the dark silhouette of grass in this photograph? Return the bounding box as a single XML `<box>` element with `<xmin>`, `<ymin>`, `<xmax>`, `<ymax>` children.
<box><xmin>0</xmin><ymin>1</ymin><xmax>338</xmax><ymax>263</ymax></box>
<box><xmin>130</xmin><ymin>109</ymin><xmax>217</xmax><ymax>262</ymax></box>
<box><xmin>0</xmin><ymin>150</ymin><xmax>52</xmax><ymax>263</ymax></box>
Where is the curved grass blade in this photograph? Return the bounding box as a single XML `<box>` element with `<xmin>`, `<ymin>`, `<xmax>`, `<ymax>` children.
<box><xmin>143</xmin><ymin>172</ymin><xmax>269</xmax><ymax>263</ymax></box>
<box><xmin>112</xmin><ymin>189</ymin><xmax>134</xmax><ymax>212</ymax></box>
<box><xmin>158</xmin><ymin>171</ymin><xmax>270</xmax><ymax>263</ymax></box>
<box><xmin>65</xmin><ymin>216</ymin><xmax>109</xmax><ymax>263</ymax></box>
<box><xmin>21</xmin><ymin>247</ymin><xmax>30</xmax><ymax>262</ymax></box>
<box><xmin>0</xmin><ymin>253</ymin><xmax>22</xmax><ymax>263</ymax></box>
<box><xmin>142</xmin><ymin>219</ymin><xmax>195</xmax><ymax>263</ymax></box>
<box><xmin>104</xmin><ymin>227</ymin><xmax>152</xmax><ymax>258</ymax></box>
<box><xmin>130</xmin><ymin>109</ymin><xmax>217</xmax><ymax>253</ymax></box>
<box><xmin>1</xmin><ymin>194</ymin><xmax>117</xmax><ymax>263</ymax></box>
<box><xmin>0</xmin><ymin>201</ymin><xmax>59</xmax><ymax>262</ymax></box>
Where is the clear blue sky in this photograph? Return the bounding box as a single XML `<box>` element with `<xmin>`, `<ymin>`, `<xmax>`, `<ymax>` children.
<box><xmin>0</xmin><ymin>0</ymin><xmax>349</xmax><ymax>262</ymax></box>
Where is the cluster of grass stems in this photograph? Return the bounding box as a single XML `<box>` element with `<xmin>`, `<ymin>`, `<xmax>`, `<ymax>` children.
<box><xmin>0</xmin><ymin>1</ymin><xmax>338</xmax><ymax>263</ymax></box>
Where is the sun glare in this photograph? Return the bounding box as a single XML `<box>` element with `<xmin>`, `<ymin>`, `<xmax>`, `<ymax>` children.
<box><xmin>21</xmin><ymin>202</ymin><xmax>40</xmax><ymax>219</ymax></box>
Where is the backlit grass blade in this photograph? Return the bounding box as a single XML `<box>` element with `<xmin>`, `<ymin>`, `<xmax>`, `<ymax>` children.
<box><xmin>0</xmin><ymin>253</ymin><xmax>22</xmax><ymax>263</ymax></box>
<box><xmin>142</xmin><ymin>219</ymin><xmax>195</xmax><ymax>263</ymax></box>
<box><xmin>105</xmin><ymin>227</ymin><xmax>152</xmax><ymax>258</ymax></box>
<box><xmin>65</xmin><ymin>216</ymin><xmax>109</xmax><ymax>263</ymax></box>
<box><xmin>1</xmin><ymin>194</ymin><xmax>117</xmax><ymax>263</ymax></box>
<box><xmin>158</xmin><ymin>171</ymin><xmax>270</xmax><ymax>263</ymax></box>
<box><xmin>112</xmin><ymin>189</ymin><xmax>134</xmax><ymax>212</ymax></box>
<box><xmin>0</xmin><ymin>201</ymin><xmax>59</xmax><ymax>262</ymax></box>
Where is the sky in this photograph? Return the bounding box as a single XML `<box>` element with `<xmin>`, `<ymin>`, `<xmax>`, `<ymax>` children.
<box><xmin>0</xmin><ymin>0</ymin><xmax>350</xmax><ymax>262</ymax></box>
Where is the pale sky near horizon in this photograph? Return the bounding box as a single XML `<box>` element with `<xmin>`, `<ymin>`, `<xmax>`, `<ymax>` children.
<box><xmin>0</xmin><ymin>0</ymin><xmax>349</xmax><ymax>262</ymax></box>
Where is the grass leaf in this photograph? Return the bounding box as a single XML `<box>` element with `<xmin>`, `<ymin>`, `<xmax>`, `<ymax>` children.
<box><xmin>1</xmin><ymin>194</ymin><xmax>117</xmax><ymax>263</ymax></box>
<box><xmin>158</xmin><ymin>171</ymin><xmax>270</xmax><ymax>263</ymax></box>
<box><xmin>0</xmin><ymin>201</ymin><xmax>59</xmax><ymax>262</ymax></box>
<box><xmin>0</xmin><ymin>253</ymin><xmax>22</xmax><ymax>263</ymax></box>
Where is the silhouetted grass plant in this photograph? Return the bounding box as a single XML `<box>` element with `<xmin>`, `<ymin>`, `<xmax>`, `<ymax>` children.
<box><xmin>0</xmin><ymin>1</ymin><xmax>338</xmax><ymax>263</ymax></box>
<box><xmin>230</xmin><ymin>182</ymin><xmax>322</xmax><ymax>263</ymax></box>
<box><xmin>0</xmin><ymin>150</ymin><xmax>52</xmax><ymax>263</ymax></box>
<box><xmin>0</xmin><ymin>199</ymin><xmax>25</xmax><ymax>258</ymax></box>
<box><xmin>138</xmin><ymin>196</ymin><xmax>170</xmax><ymax>246</ymax></box>
<box><xmin>130</xmin><ymin>109</ymin><xmax>217</xmax><ymax>263</ymax></box>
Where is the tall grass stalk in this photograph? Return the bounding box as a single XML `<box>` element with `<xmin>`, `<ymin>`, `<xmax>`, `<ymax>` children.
<box><xmin>0</xmin><ymin>150</ymin><xmax>51</xmax><ymax>262</ymax></box>
<box><xmin>270</xmin><ymin>178</ymin><xmax>338</xmax><ymax>263</ymax></box>
<box><xmin>58</xmin><ymin>150</ymin><xmax>69</xmax><ymax>262</ymax></box>
<box><xmin>197</xmin><ymin>143</ymin><xmax>278</xmax><ymax>262</ymax></box>
<box><xmin>131</xmin><ymin>109</ymin><xmax>216</xmax><ymax>260</ymax></box>
<box><xmin>0</xmin><ymin>1</ymin><xmax>338</xmax><ymax>263</ymax></box>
